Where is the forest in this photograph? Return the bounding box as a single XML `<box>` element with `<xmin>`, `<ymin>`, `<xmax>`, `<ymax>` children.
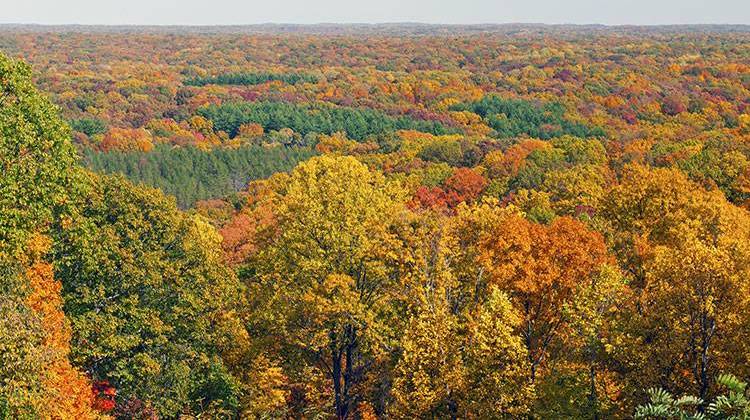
<box><xmin>2</xmin><ymin>24</ymin><xmax>750</xmax><ymax>419</ymax></box>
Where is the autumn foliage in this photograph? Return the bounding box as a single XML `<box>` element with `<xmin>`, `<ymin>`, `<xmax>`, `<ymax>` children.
<box><xmin>4</xmin><ymin>24</ymin><xmax>750</xmax><ymax>419</ymax></box>
<box><xmin>24</xmin><ymin>236</ymin><xmax>99</xmax><ymax>419</ymax></box>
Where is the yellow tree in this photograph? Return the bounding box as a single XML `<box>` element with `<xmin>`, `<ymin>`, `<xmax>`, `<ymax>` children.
<box><xmin>463</xmin><ymin>287</ymin><xmax>534</xmax><ymax>418</ymax></box>
<box><xmin>645</xmin><ymin>227</ymin><xmax>749</xmax><ymax>399</ymax></box>
<box><xmin>390</xmin><ymin>204</ymin><xmax>533</xmax><ymax>418</ymax></box>
<box><xmin>389</xmin><ymin>291</ymin><xmax>465</xmax><ymax>419</ymax></box>
<box><xmin>249</xmin><ymin>155</ymin><xmax>407</xmax><ymax>419</ymax></box>
<box><xmin>390</xmin><ymin>227</ymin><xmax>532</xmax><ymax>419</ymax></box>
<box><xmin>601</xmin><ymin>164</ymin><xmax>750</xmax><ymax>405</ymax></box>
<box><xmin>548</xmin><ymin>265</ymin><xmax>630</xmax><ymax>418</ymax></box>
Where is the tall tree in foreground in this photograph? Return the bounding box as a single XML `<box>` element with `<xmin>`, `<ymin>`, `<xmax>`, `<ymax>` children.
<box><xmin>244</xmin><ymin>155</ymin><xmax>408</xmax><ymax>419</ymax></box>
<box><xmin>0</xmin><ymin>53</ymin><xmax>98</xmax><ymax>418</ymax></box>
<box><xmin>388</xmin><ymin>203</ymin><xmax>536</xmax><ymax>419</ymax></box>
<box><xmin>389</xmin><ymin>284</ymin><xmax>533</xmax><ymax>419</ymax></box>
<box><xmin>389</xmin><ymin>290</ymin><xmax>466</xmax><ymax>418</ymax></box>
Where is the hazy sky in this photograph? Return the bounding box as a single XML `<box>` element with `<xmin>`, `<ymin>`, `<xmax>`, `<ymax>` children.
<box><xmin>2</xmin><ymin>0</ymin><xmax>749</xmax><ymax>26</ymax></box>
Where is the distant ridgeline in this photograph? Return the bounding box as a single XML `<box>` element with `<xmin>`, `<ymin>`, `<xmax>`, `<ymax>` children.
<box><xmin>184</xmin><ymin>71</ymin><xmax>319</xmax><ymax>86</ymax></box>
<box><xmin>199</xmin><ymin>100</ymin><xmax>458</xmax><ymax>140</ymax></box>
<box><xmin>451</xmin><ymin>95</ymin><xmax>605</xmax><ymax>139</ymax></box>
<box><xmin>83</xmin><ymin>144</ymin><xmax>315</xmax><ymax>208</ymax></box>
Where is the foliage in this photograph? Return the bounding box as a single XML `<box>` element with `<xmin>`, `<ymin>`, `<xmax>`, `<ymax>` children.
<box><xmin>53</xmin><ymin>173</ymin><xmax>245</xmax><ymax>418</ymax></box>
<box><xmin>601</xmin><ymin>164</ymin><xmax>750</xmax><ymax>405</ymax></box>
<box><xmin>451</xmin><ymin>95</ymin><xmax>605</xmax><ymax>139</ymax></box>
<box><xmin>70</xmin><ymin>117</ymin><xmax>108</xmax><ymax>137</ymax></box>
<box><xmin>4</xmin><ymin>25</ymin><xmax>750</xmax><ymax>419</ymax></box>
<box><xmin>242</xmin><ymin>155</ymin><xmax>408</xmax><ymax>419</ymax></box>
<box><xmin>0</xmin><ymin>52</ymin><xmax>99</xmax><ymax>419</ymax></box>
<box><xmin>0</xmin><ymin>51</ymin><xmax>76</xmax><ymax>254</ymax></box>
<box><xmin>198</xmin><ymin>100</ymin><xmax>455</xmax><ymax>140</ymax></box>
<box><xmin>84</xmin><ymin>144</ymin><xmax>315</xmax><ymax>207</ymax></box>
<box><xmin>478</xmin><ymin>213</ymin><xmax>611</xmax><ymax>382</ymax></box>
<box><xmin>185</xmin><ymin>71</ymin><xmax>318</xmax><ymax>86</ymax></box>
<box><xmin>635</xmin><ymin>373</ymin><xmax>750</xmax><ymax>419</ymax></box>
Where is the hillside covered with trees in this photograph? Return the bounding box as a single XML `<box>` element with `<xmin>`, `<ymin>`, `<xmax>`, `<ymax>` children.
<box><xmin>2</xmin><ymin>24</ymin><xmax>750</xmax><ymax>419</ymax></box>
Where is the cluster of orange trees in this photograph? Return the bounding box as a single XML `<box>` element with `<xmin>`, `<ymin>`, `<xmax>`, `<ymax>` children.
<box><xmin>2</xmin><ymin>25</ymin><xmax>750</xmax><ymax>418</ymax></box>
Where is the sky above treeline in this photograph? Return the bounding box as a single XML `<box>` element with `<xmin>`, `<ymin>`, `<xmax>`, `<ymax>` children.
<box><xmin>3</xmin><ymin>0</ymin><xmax>749</xmax><ymax>26</ymax></box>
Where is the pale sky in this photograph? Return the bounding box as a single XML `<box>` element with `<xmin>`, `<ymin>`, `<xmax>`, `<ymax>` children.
<box><xmin>1</xmin><ymin>0</ymin><xmax>749</xmax><ymax>26</ymax></box>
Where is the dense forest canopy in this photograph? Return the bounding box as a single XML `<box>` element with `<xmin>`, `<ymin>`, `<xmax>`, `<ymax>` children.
<box><xmin>84</xmin><ymin>144</ymin><xmax>315</xmax><ymax>207</ymax></box>
<box><xmin>184</xmin><ymin>71</ymin><xmax>319</xmax><ymax>87</ymax></box>
<box><xmin>2</xmin><ymin>24</ymin><xmax>750</xmax><ymax>419</ymax></box>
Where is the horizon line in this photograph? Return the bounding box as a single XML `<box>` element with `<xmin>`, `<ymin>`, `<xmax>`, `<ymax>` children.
<box><xmin>2</xmin><ymin>22</ymin><xmax>750</xmax><ymax>28</ymax></box>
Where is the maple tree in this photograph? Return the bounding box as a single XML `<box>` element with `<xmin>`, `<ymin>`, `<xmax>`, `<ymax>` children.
<box><xmin>477</xmin><ymin>213</ymin><xmax>611</xmax><ymax>383</ymax></box>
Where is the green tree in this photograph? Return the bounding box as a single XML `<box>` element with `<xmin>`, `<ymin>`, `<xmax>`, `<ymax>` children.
<box><xmin>0</xmin><ymin>52</ymin><xmax>97</xmax><ymax>419</ymax></box>
<box><xmin>0</xmin><ymin>51</ymin><xmax>76</xmax><ymax>254</ymax></box>
<box><xmin>53</xmin><ymin>173</ymin><xmax>245</xmax><ymax>418</ymax></box>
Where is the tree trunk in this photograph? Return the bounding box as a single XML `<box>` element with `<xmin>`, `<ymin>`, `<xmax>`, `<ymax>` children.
<box><xmin>589</xmin><ymin>364</ymin><xmax>600</xmax><ymax>420</ymax></box>
<box><xmin>342</xmin><ymin>325</ymin><xmax>357</xmax><ymax>420</ymax></box>
<box><xmin>698</xmin><ymin>316</ymin><xmax>716</xmax><ymax>402</ymax></box>
<box><xmin>330</xmin><ymin>326</ymin><xmax>358</xmax><ymax>420</ymax></box>
<box><xmin>447</xmin><ymin>398</ymin><xmax>458</xmax><ymax>420</ymax></box>
<box><xmin>330</xmin><ymin>330</ymin><xmax>345</xmax><ymax>420</ymax></box>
